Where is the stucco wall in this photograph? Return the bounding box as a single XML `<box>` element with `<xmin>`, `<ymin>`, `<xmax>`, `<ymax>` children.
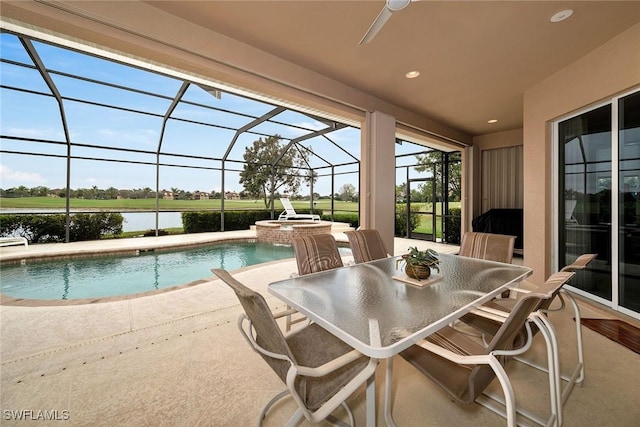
<box><xmin>523</xmin><ymin>23</ymin><xmax>640</xmax><ymax>284</ymax></box>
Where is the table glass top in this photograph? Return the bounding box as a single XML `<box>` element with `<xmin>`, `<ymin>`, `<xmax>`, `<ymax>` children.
<box><xmin>268</xmin><ymin>253</ymin><xmax>532</xmax><ymax>357</ymax></box>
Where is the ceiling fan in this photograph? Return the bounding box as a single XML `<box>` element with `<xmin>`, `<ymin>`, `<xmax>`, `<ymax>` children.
<box><xmin>359</xmin><ymin>0</ymin><xmax>414</xmax><ymax>45</ymax></box>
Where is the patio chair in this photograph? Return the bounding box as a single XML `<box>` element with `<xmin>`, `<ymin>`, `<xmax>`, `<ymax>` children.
<box><xmin>278</xmin><ymin>197</ymin><xmax>321</xmax><ymax>221</ymax></box>
<box><xmin>211</xmin><ymin>268</ymin><xmax>378</xmax><ymax>426</ymax></box>
<box><xmin>459</xmin><ymin>231</ymin><xmax>516</xmax><ymax>298</ymax></box>
<box><xmin>292</xmin><ymin>234</ymin><xmax>344</xmax><ymax>276</ymax></box>
<box><xmin>345</xmin><ymin>229</ymin><xmax>389</xmax><ymax>264</ymax></box>
<box><xmin>287</xmin><ymin>234</ymin><xmax>345</xmax><ymax>331</ymax></box>
<box><xmin>396</xmin><ymin>271</ymin><xmax>575</xmax><ymax>427</ymax></box>
<box><xmin>459</xmin><ymin>231</ymin><xmax>516</xmax><ymax>264</ymax></box>
<box><xmin>457</xmin><ymin>254</ymin><xmax>596</xmax><ymax>425</ymax></box>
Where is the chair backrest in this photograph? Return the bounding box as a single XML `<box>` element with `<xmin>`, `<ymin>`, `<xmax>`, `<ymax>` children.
<box><xmin>292</xmin><ymin>234</ymin><xmax>344</xmax><ymax>275</ymax></box>
<box><xmin>211</xmin><ymin>268</ymin><xmax>296</xmax><ymax>381</ymax></box>
<box><xmin>280</xmin><ymin>197</ymin><xmax>297</xmax><ymax>214</ymax></box>
<box><xmin>560</xmin><ymin>253</ymin><xmax>597</xmax><ymax>272</ymax></box>
<box><xmin>534</xmin><ymin>253</ymin><xmax>596</xmax><ymax>312</ymax></box>
<box><xmin>467</xmin><ymin>271</ymin><xmax>575</xmax><ymax>400</ymax></box>
<box><xmin>345</xmin><ymin>229</ymin><xmax>388</xmax><ymax>264</ymax></box>
<box><xmin>487</xmin><ymin>271</ymin><xmax>575</xmax><ymax>352</ymax></box>
<box><xmin>459</xmin><ymin>231</ymin><xmax>516</xmax><ymax>263</ymax></box>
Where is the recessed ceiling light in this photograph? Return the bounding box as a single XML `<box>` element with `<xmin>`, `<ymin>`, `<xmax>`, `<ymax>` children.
<box><xmin>550</xmin><ymin>9</ymin><xmax>573</xmax><ymax>23</ymax></box>
<box><xmin>405</xmin><ymin>71</ymin><xmax>420</xmax><ymax>79</ymax></box>
<box><xmin>488</xmin><ymin>119</ymin><xmax>498</xmax><ymax>124</ymax></box>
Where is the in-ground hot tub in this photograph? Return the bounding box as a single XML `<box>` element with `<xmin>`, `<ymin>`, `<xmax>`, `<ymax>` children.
<box><xmin>255</xmin><ymin>220</ymin><xmax>332</xmax><ymax>245</ymax></box>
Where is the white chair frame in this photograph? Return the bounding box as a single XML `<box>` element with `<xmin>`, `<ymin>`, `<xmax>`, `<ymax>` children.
<box><xmin>0</xmin><ymin>237</ymin><xmax>28</xmax><ymax>248</ymax></box>
<box><xmin>278</xmin><ymin>198</ymin><xmax>320</xmax><ymax>221</ymax></box>
<box><xmin>238</xmin><ymin>309</ymin><xmax>378</xmax><ymax>426</ymax></box>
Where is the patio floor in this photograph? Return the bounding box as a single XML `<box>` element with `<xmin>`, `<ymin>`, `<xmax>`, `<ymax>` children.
<box><xmin>1</xmin><ymin>231</ymin><xmax>639</xmax><ymax>426</ymax></box>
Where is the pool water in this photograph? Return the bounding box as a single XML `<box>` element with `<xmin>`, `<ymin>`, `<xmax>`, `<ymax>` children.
<box><xmin>0</xmin><ymin>242</ymin><xmax>351</xmax><ymax>300</ymax></box>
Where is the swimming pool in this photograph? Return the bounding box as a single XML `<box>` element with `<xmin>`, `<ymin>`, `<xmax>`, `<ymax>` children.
<box><xmin>0</xmin><ymin>241</ymin><xmax>351</xmax><ymax>301</ymax></box>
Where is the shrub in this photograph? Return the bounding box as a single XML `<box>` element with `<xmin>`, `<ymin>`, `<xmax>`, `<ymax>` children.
<box><xmin>321</xmin><ymin>212</ymin><xmax>359</xmax><ymax>228</ymax></box>
<box><xmin>70</xmin><ymin>212</ymin><xmax>123</xmax><ymax>241</ymax></box>
<box><xmin>181</xmin><ymin>210</ymin><xmax>272</xmax><ymax>233</ymax></box>
<box><xmin>182</xmin><ymin>212</ymin><xmax>220</xmax><ymax>233</ymax></box>
<box><xmin>0</xmin><ymin>212</ymin><xmax>123</xmax><ymax>243</ymax></box>
<box><xmin>444</xmin><ymin>207</ymin><xmax>461</xmax><ymax>244</ymax></box>
<box><xmin>395</xmin><ymin>204</ymin><xmax>421</xmax><ymax>236</ymax></box>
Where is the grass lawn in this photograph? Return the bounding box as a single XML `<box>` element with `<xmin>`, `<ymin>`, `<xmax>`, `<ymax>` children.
<box><xmin>410</xmin><ymin>202</ymin><xmax>461</xmax><ymax>237</ymax></box>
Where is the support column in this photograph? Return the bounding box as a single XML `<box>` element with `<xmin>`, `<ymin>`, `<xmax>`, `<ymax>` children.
<box><xmin>360</xmin><ymin>111</ymin><xmax>396</xmax><ymax>254</ymax></box>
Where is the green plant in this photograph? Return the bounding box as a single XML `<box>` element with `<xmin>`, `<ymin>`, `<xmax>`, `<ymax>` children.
<box><xmin>394</xmin><ymin>203</ymin><xmax>421</xmax><ymax>236</ymax></box>
<box><xmin>444</xmin><ymin>207</ymin><xmax>461</xmax><ymax>244</ymax></box>
<box><xmin>403</xmin><ymin>246</ymin><xmax>440</xmax><ymax>273</ymax></box>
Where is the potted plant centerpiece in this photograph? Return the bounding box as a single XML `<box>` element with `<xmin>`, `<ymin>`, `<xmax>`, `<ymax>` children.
<box><xmin>399</xmin><ymin>247</ymin><xmax>440</xmax><ymax>280</ymax></box>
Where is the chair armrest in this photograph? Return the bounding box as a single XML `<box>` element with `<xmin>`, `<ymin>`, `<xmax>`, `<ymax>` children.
<box><xmin>294</xmin><ymin>349</ymin><xmax>370</xmax><ymax>377</ymax></box>
<box><xmin>415</xmin><ymin>338</ymin><xmax>491</xmax><ymax>365</ymax></box>
<box><xmin>470</xmin><ymin>306</ymin><xmax>510</xmax><ymax>321</ymax></box>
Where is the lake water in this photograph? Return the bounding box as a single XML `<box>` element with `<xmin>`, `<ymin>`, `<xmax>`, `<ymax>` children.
<box><xmin>122</xmin><ymin>212</ymin><xmax>183</xmax><ymax>232</ymax></box>
<box><xmin>0</xmin><ymin>210</ymin><xmax>184</xmax><ymax>233</ymax></box>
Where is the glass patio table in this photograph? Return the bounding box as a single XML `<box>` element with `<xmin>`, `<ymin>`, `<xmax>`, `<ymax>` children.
<box><xmin>268</xmin><ymin>253</ymin><xmax>532</xmax><ymax>426</ymax></box>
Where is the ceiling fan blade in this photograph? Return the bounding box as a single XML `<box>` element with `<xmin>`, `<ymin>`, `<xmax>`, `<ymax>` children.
<box><xmin>359</xmin><ymin>0</ymin><xmax>412</xmax><ymax>45</ymax></box>
<box><xmin>359</xmin><ymin>6</ymin><xmax>394</xmax><ymax>45</ymax></box>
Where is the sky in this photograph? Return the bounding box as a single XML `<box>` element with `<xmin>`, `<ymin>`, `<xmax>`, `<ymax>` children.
<box><xmin>0</xmin><ymin>32</ymin><xmax>430</xmax><ymax>197</ymax></box>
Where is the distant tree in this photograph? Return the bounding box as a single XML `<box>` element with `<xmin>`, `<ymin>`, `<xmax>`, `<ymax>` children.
<box><xmin>396</xmin><ymin>183</ymin><xmax>407</xmax><ymax>202</ymax></box>
<box><xmin>414</xmin><ymin>151</ymin><xmax>461</xmax><ymax>202</ymax></box>
<box><xmin>338</xmin><ymin>183</ymin><xmax>357</xmax><ymax>201</ymax></box>
<box><xmin>105</xmin><ymin>187</ymin><xmax>118</xmax><ymax>199</ymax></box>
<box><xmin>89</xmin><ymin>186</ymin><xmax>99</xmax><ymax>200</ymax></box>
<box><xmin>29</xmin><ymin>186</ymin><xmax>50</xmax><ymax>197</ymax></box>
<box><xmin>118</xmin><ymin>189</ymin><xmax>132</xmax><ymax>199</ymax></box>
<box><xmin>15</xmin><ymin>185</ymin><xmax>30</xmax><ymax>197</ymax></box>
<box><xmin>239</xmin><ymin>135</ymin><xmax>312</xmax><ymax>208</ymax></box>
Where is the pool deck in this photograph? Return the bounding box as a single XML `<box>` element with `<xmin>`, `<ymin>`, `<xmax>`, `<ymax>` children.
<box><xmin>1</xmin><ymin>229</ymin><xmax>639</xmax><ymax>426</ymax></box>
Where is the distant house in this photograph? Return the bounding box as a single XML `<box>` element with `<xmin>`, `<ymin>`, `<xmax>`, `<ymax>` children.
<box><xmin>193</xmin><ymin>191</ymin><xmax>210</xmax><ymax>200</ymax></box>
<box><xmin>224</xmin><ymin>191</ymin><xmax>240</xmax><ymax>200</ymax></box>
<box><xmin>162</xmin><ymin>190</ymin><xmax>174</xmax><ymax>200</ymax></box>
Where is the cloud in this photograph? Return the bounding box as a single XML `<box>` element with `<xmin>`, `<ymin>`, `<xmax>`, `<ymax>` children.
<box><xmin>5</xmin><ymin>127</ymin><xmax>63</xmax><ymax>139</ymax></box>
<box><xmin>0</xmin><ymin>164</ymin><xmax>47</xmax><ymax>186</ymax></box>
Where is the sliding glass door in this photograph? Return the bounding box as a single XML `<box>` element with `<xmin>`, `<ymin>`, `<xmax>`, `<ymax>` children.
<box><xmin>556</xmin><ymin>89</ymin><xmax>640</xmax><ymax>317</ymax></box>
<box><xmin>558</xmin><ymin>104</ymin><xmax>612</xmax><ymax>301</ymax></box>
<box><xmin>619</xmin><ymin>91</ymin><xmax>640</xmax><ymax>313</ymax></box>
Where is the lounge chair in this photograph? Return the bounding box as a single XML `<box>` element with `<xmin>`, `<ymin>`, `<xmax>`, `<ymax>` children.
<box><xmin>211</xmin><ymin>268</ymin><xmax>378</xmax><ymax>426</ymax></box>
<box><xmin>0</xmin><ymin>236</ymin><xmax>28</xmax><ymax>248</ymax></box>
<box><xmin>278</xmin><ymin>197</ymin><xmax>320</xmax><ymax>221</ymax></box>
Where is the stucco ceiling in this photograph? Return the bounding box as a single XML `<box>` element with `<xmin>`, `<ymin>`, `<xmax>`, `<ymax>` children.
<box><xmin>144</xmin><ymin>1</ymin><xmax>640</xmax><ymax>136</ymax></box>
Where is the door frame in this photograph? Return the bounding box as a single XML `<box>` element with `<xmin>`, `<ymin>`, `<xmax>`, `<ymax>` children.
<box><xmin>552</xmin><ymin>87</ymin><xmax>640</xmax><ymax>320</ymax></box>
